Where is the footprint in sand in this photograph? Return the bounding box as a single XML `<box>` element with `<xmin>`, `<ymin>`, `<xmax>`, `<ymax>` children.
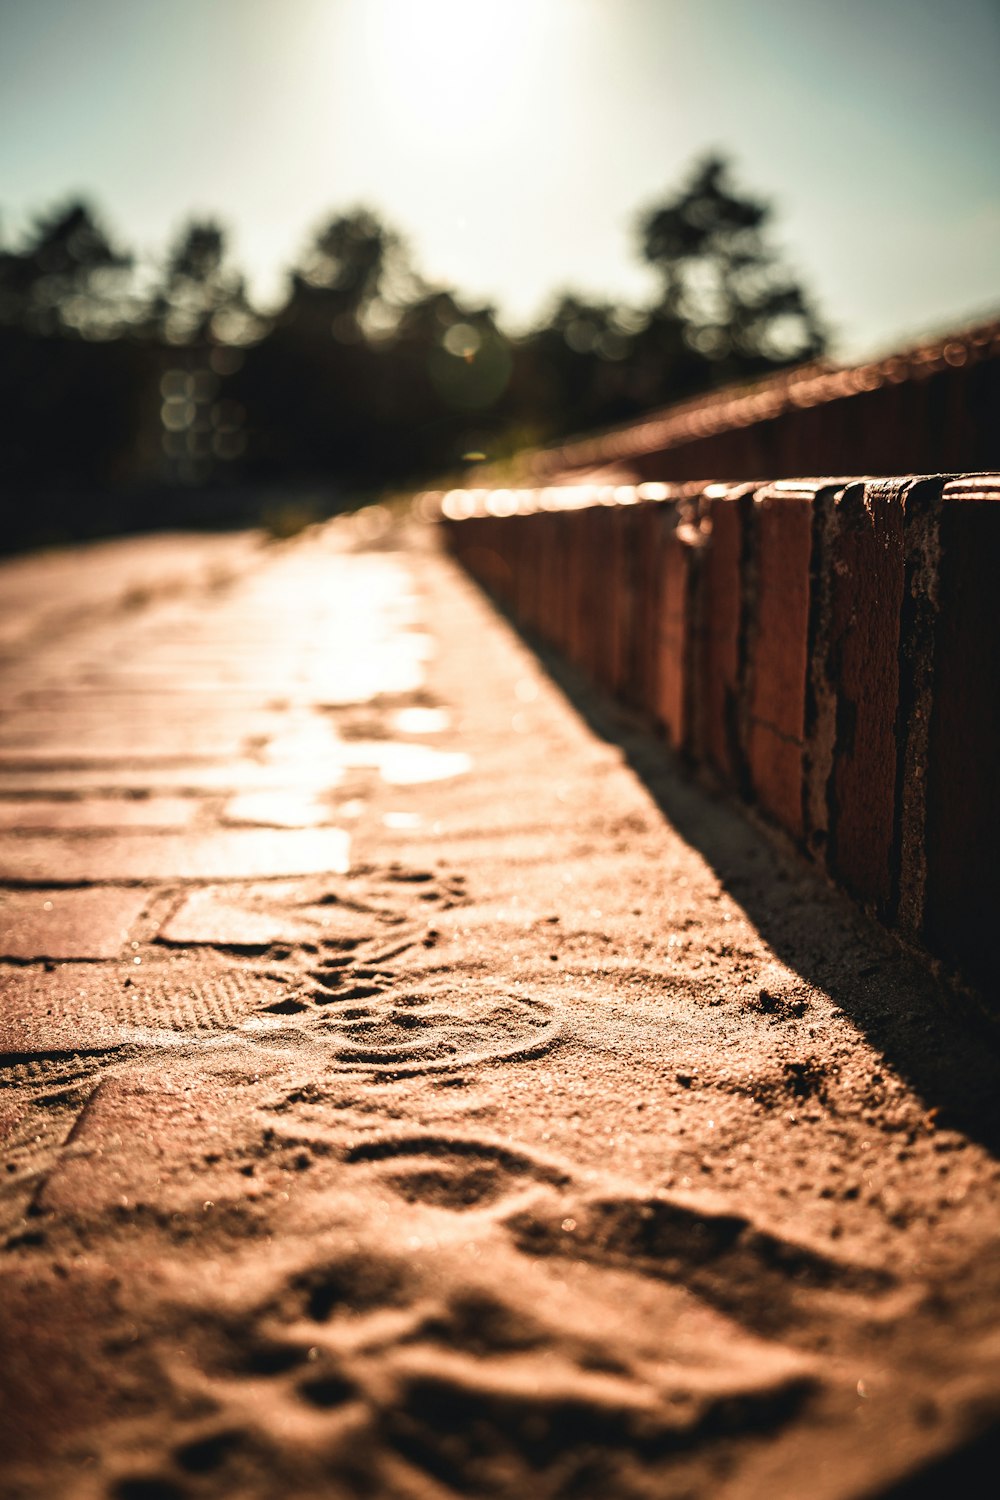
<box><xmin>159</xmin><ymin>1231</ymin><xmax>816</xmax><ymax>1500</ymax></box>
<box><xmin>504</xmin><ymin>1185</ymin><xmax>898</xmax><ymax>1344</ymax></box>
<box><xmin>343</xmin><ymin>1128</ymin><xmax>898</xmax><ymax>1345</ymax></box>
<box><xmin>111</xmin><ymin>1129</ymin><xmax>897</xmax><ymax>1500</ymax></box>
<box><xmin>344</xmin><ymin>1132</ymin><xmax>571</xmax><ymax>1210</ymax></box>
<box><xmin>305</xmin><ymin>980</ymin><xmax>562</xmax><ymax>1077</ymax></box>
<box><xmin>382</xmin><ymin>866</ymin><xmax>469</xmax><ymax>904</ymax></box>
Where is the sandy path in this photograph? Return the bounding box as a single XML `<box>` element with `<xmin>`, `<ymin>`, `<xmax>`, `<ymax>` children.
<box><xmin>1</xmin><ymin>517</ymin><xmax>998</xmax><ymax>1499</ymax></box>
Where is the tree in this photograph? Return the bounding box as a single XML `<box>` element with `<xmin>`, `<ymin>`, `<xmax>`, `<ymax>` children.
<box><xmin>288</xmin><ymin>208</ymin><xmax>417</xmax><ymax>342</ymax></box>
<box><xmin>230</xmin><ymin>210</ymin><xmax>402</xmax><ymax>485</ymax></box>
<box><xmin>0</xmin><ymin>200</ymin><xmax>132</xmax><ymax>337</ymax></box>
<box><xmin>147</xmin><ymin>219</ymin><xmax>262</xmax><ymax>347</ymax></box>
<box><xmin>516</xmin><ymin>293</ymin><xmax>641</xmax><ymax>439</ymax></box>
<box><xmin>639</xmin><ymin>154</ymin><xmax>825</xmax><ymax>385</ymax></box>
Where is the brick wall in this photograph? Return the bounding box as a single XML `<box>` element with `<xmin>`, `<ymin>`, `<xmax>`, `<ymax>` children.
<box><xmin>430</xmin><ymin>476</ymin><xmax>1000</xmax><ymax>1013</ymax></box>
<box><xmin>528</xmin><ymin>321</ymin><xmax>1000</xmax><ymax>488</ymax></box>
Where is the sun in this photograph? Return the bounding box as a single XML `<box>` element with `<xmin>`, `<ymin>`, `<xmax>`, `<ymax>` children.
<box><xmin>353</xmin><ymin>0</ymin><xmax>550</xmax><ymax>154</ymax></box>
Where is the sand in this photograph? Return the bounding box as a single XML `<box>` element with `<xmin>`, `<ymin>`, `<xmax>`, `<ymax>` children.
<box><xmin>1</xmin><ymin>516</ymin><xmax>999</xmax><ymax>1499</ymax></box>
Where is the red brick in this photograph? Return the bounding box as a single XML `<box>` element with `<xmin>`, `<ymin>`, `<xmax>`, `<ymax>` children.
<box><xmin>624</xmin><ymin>500</ymin><xmax>666</xmax><ymax>716</ymax></box>
<box><xmin>0</xmin><ymin>961</ymin><xmax>285</xmax><ymax>1054</ymax></box>
<box><xmin>923</xmin><ymin>475</ymin><xmax>1000</xmax><ymax>997</ymax></box>
<box><xmin>157</xmin><ymin>882</ymin><xmax>382</xmax><ymax>950</ymax></box>
<box><xmin>604</xmin><ymin>505</ymin><xmax>635</xmax><ymax>696</ymax></box>
<box><xmin>558</xmin><ymin>508</ymin><xmax>580</xmax><ymax>653</ymax></box>
<box><xmin>549</xmin><ymin>511</ymin><xmax>575</xmax><ymax>655</ymax></box>
<box><xmin>489</xmin><ymin>516</ymin><xmax>516</xmax><ymax>604</ymax></box>
<box><xmin>593</xmin><ymin>504</ymin><xmax>629</xmax><ymax>693</ymax></box>
<box><xmin>222</xmin><ymin>790</ymin><xmax>328</xmax><ymax>827</ymax></box>
<box><xmin>534</xmin><ymin>512</ymin><xmax>560</xmax><ymax>645</ymax></box>
<box><xmin>0</xmin><ymin>827</ymin><xmax>351</xmax><ymax>884</ymax></box>
<box><xmin>582</xmin><ymin>507</ymin><xmax>614</xmax><ymax>687</ymax></box>
<box><xmin>746</xmin><ymin>483</ymin><xmax>820</xmax><ymax>840</ymax></box>
<box><xmin>36</xmin><ymin>1069</ymin><xmax>260</xmax><ymax>1216</ymax></box>
<box><xmin>656</xmin><ymin>520</ymin><xmax>703</xmax><ymax>753</ymax></box>
<box><xmin>0</xmin><ymin>885</ymin><xmax>149</xmax><ymax>960</ymax></box>
<box><xmin>0</xmin><ymin>717</ymin><xmax>269</xmax><ymax>764</ymax></box>
<box><xmin>0</xmin><ymin>797</ymin><xmax>199</xmax><ymax>830</ymax></box>
<box><xmin>567</xmin><ymin>506</ymin><xmax>604</xmax><ymax>674</ymax></box>
<box><xmin>454</xmin><ymin>517</ymin><xmax>512</xmax><ymax>601</ymax></box>
<box><xmin>819</xmin><ymin>478</ymin><xmax>942</xmax><ymax>914</ymax></box>
<box><xmin>511</xmin><ymin>513</ymin><xmax>537</xmax><ymax>625</ymax></box>
<box><xmin>521</xmin><ymin>327</ymin><xmax>1000</xmax><ymax>487</ymax></box>
<box><xmin>698</xmin><ymin>485</ymin><xmax>755</xmax><ymax>786</ymax></box>
<box><xmin>614</xmin><ymin>499</ymin><xmax>663</xmax><ymax>712</ymax></box>
<box><xmin>566</xmin><ymin>505</ymin><xmax>596</xmax><ymax>661</ymax></box>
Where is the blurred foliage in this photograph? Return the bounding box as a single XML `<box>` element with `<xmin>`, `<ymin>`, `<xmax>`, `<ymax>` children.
<box><xmin>639</xmin><ymin>154</ymin><xmax>825</xmax><ymax>378</ymax></box>
<box><xmin>0</xmin><ymin>156</ymin><xmax>825</xmax><ymax>549</ymax></box>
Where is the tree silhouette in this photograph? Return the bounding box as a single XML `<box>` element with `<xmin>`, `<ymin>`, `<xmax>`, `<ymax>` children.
<box><xmin>517</xmin><ymin>293</ymin><xmax>643</xmax><ymax>438</ymax></box>
<box><xmin>639</xmin><ymin>154</ymin><xmax>825</xmax><ymax>383</ymax></box>
<box><xmin>0</xmin><ymin>200</ymin><xmax>132</xmax><ymax>337</ymax></box>
<box><xmin>147</xmin><ymin>219</ymin><xmax>262</xmax><ymax>348</ymax></box>
<box><xmin>301</xmin><ymin>210</ymin><xmax>396</xmax><ymax>295</ymax></box>
<box><xmin>0</xmin><ymin>154</ymin><xmax>834</xmax><ymax>547</ymax></box>
<box><xmin>229</xmin><ymin>211</ymin><xmax>402</xmax><ymax>485</ymax></box>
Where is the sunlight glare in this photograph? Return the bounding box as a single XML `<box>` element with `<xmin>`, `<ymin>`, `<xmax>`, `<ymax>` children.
<box><xmin>355</xmin><ymin>0</ymin><xmax>551</xmax><ymax>154</ymax></box>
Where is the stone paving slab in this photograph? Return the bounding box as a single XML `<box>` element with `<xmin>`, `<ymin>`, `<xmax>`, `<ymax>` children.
<box><xmin>35</xmin><ymin>1064</ymin><xmax>272</xmax><ymax>1216</ymax></box>
<box><xmin>156</xmin><ymin>897</ymin><xmax>296</xmax><ymax>950</ymax></box>
<box><xmin>0</xmin><ymin>761</ymin><xmax>348</xmax><ymax>795</ymax></box>
<box><xmin>0</xmin><ymin>530</ymin><xmax>263</xmax><ymax>649</ymax></box>
<box><xmin>156</xmin><ymin>882</ymin><xmax>386</xmax><ymax>950</ymax></box>
<box><xmin>0</xmin><ymin>797</ymin><xmax>201</xmax><ymax>831</ymax></box>
<box><xmin>0</xmin><ymin>960</ymin><xmax>289</xmax><ymax>1054</ymax></box>
<box><xmin>220</xmin><ymin>790</ymin><xmax>333</xmax><ymax>827</ymax></box>
<box><xmin>0</xmin><ymin>736</ymin><xmax>260</xmax><ymax>764</ymax></box>
<box><xmin>0</xmin><ymin>827</ymin><xmax>351</xmax><ymax>884</ymax></box>
<box><xmin>0</xmin><ymin>886</ymin><xmax>151</xmax><ymax>959</ymax></box>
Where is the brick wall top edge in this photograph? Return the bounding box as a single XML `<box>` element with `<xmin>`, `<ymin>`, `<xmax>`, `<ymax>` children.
<box><xmin>427</xmin><ymin>474</ymin><xmax>977</xmax><ymax>520</ymax></box>
<box><xmin>701</xmin><ymin>481</ymin><xmax>760</xmax><ymax>501</ymax></box>
<box><xmin>753</xmin><ymin>478</ymin><xmax>856</xmax><ymax>503</ymax></box>
<box><xmin>430</xmin><ymin>481</ymin><xmax>688</xmax><ymax>520</ymax></box>
<box><xmin>942</xmin><ymin>475</ymin><xmax>1000</xmax><ymax>500</ymax></box>
<box><xmin>859</xmin><ymin>474</ymin><xmax>947</xmax><ymax>502</ymax></box>
<box><xmin>531</xmin><ymin>318</ymin><xmax>1000</xmax><ymax>476</ymax></box>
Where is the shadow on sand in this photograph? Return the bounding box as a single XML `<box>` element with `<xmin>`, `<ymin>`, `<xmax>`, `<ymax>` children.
<box><xmin>502</xmin><ymin>608</ymin><xmax>1000</xmax><ymax>1163</ymax></box>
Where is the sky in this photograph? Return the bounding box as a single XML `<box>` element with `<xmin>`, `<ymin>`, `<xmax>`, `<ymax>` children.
<box><xmin>1</xmin><ymin>0</ymin><xmax>998</xmax><ymax>357</ymax></box>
